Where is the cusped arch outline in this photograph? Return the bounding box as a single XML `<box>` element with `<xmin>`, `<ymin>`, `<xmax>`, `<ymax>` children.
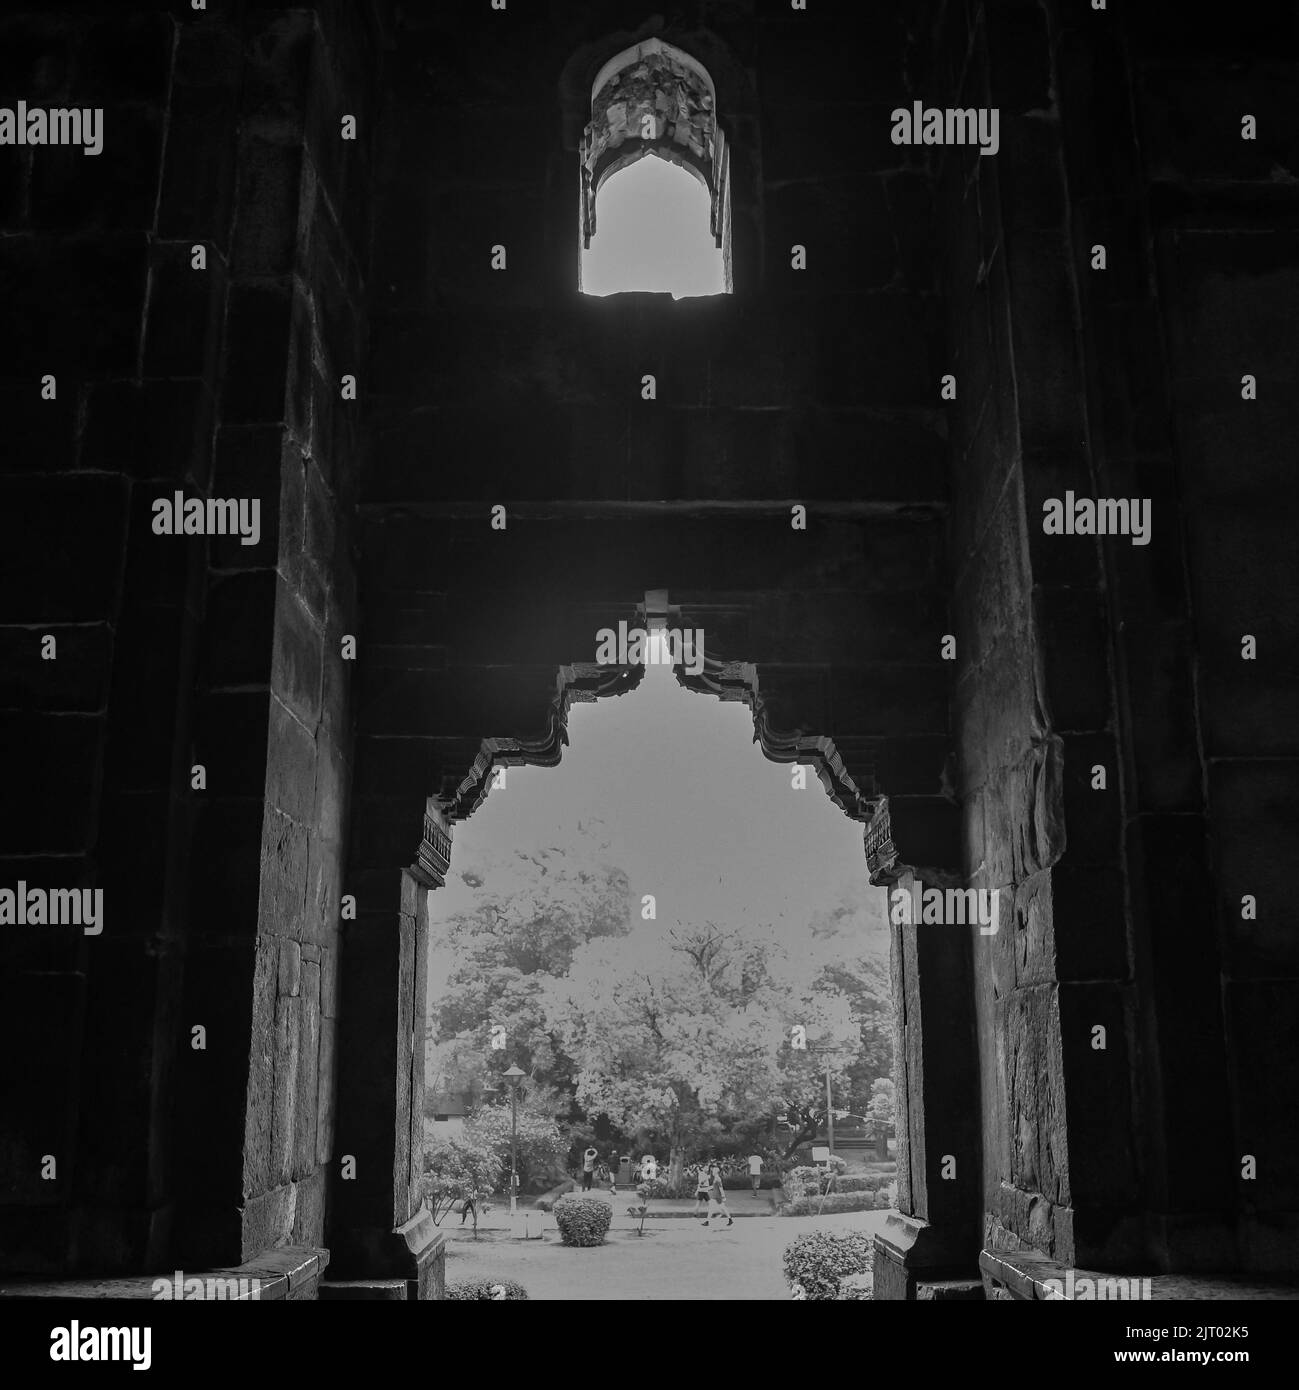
<box><xmin>438</xmin><ymin>653</ymin><xmax>878</xmax><ymax>831</ymax></box>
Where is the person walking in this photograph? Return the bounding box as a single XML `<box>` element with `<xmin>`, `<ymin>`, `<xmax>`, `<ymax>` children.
<box><xmin>581</xmin><ymin>1146</ymin><xmax>598</xmax><ymax>1192</ymax></box>
<box><xmin>703</xmin><ymin>1159</ymin><xmax>734</xmax><ymax>1228</ymax></box>
<box><xmin>692</xmin><ymin>1161</ymin><xmax>711</xmax><ymax>1220</ymax></box>
<box><xmin>747</xmin><ymin>1151</ymin><xmax>764</xmax><ymax>1196</ymax></box>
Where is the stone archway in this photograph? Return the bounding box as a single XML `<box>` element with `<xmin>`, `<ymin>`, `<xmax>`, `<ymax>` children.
<box><xmin>325</xmin><ymin>505</ymin><xmax>978</xmax><ymax>1296</ymax></box>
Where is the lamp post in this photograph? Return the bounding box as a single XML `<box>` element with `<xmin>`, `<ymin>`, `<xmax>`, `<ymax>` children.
<box><xmin>503</xmin><ymin>1065</ymin><xmax>525</xmax><ymax>1217</ymax></box>
<box><xmin>808</xmin><ymin>1042</ymin><xmax>837</xmax><ymax>1160</ymax></box>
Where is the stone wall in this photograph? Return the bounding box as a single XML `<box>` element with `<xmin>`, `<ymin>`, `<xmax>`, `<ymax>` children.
<box><xmin>2</xmin><ymin>0</ymin><xmax>1295</xmax><ymax>1302</ymax></box>
<box><xmin>936</xmin><ymin>0</ymin><xmax>1299</xmax><ymax>1278</ymax></box>
<box><xmin>1066</xmin><ymin>2</ymin><xmax>1299</xmax><ymax>1270</ymax></box>
<box><xmin>0</xmin><ymin>1</ymin><xmax>375</xmax><ymax>1277</ymax></box>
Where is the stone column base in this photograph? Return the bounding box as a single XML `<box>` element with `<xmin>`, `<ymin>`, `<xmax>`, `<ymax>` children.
<box><xmin>873</xmin><ymin>1214</ymin><xmax>979</xmax><ymax>1300</ymax></box>
<box><xmin>327</xmin><ymin>1206</ymin><xmax>446</xmax><ymax>1300</ymax></box>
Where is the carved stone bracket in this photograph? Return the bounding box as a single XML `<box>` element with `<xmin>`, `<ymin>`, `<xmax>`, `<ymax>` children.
<box><xmin>417</xmin><ymin>801</ymin><xmax>453</xmax><ymax>887</ymax></box>
<box><xmin>864</xmin><ymin>795</ymin><xmax>962</xmax><ymax>887</ymax></box>
<box><xmin>864</xmin><ymin>799</ymin><xmax>900</xmax><ymax>884</ymax></box>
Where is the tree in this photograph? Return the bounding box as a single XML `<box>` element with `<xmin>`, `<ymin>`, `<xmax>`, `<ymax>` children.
<box><xmin>866</xmin><ymin>1076</ymin><xmax>895</xmax><ymax>1125</ymax></box>
<box><xmin>463</xmin><ymin>1093</ymin><xmax>567</xmax><ymax>1192</ymax></box>
<box><xmin>427</xmin><ymin>830</ymin><xmax>633</xmax><ymax>1105</ymax></box>
<box><xmin>548</xmin><ymin>925</ymin><xmax>856</xmax><ymax>1183</ymax></box>
<box><xmin>422</xmin><ymin>1136</ymin><xmax>502</xmax><ymax>1230</ymax></box>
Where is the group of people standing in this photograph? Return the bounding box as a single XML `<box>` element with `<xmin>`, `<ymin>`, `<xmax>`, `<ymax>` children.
<box><xmin>580</xmin><ymin>1146</ymin><xmax>660</xmax><ymax>1195</ymax></box>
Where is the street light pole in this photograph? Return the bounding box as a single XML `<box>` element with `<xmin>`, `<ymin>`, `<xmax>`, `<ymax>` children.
<box><xmin>824</xmin><ymin>1059</ymin><xmax>835</xmax><ymax>1159</ymax></box>
<box><xmin>503</xmin><ymin>1065</ymin><xmax>525</xmax><ymax>1218</ymax></box>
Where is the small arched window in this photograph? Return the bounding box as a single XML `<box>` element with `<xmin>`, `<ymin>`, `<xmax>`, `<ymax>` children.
<box><xmin>578</xmin><ymin>38</ymin><xmax>731</xmax><ymax>298</ymax></box>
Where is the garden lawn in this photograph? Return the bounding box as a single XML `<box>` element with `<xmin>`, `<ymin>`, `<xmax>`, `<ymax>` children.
<box><xmin>443</xmin><ymin>1208</ymin><xmax>893</xmax><ymax>1300</ymax></box>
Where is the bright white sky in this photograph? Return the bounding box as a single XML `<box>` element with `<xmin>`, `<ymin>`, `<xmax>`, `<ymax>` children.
<box><xmin>580</xmin><ymin>153</ymin><xmax>726</xmax><ymax>298</ymax></box>
<box><xmin>431</xmin><ymin>654</ymin><xmax>885</xmax><ymax>945</ymax></box>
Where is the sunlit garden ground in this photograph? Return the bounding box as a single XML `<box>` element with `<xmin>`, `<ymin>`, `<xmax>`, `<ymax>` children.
<box><xmin>443</xmin><ymin>1201</ymin><xmax>893</xmax><ymax>1300</ymax></box>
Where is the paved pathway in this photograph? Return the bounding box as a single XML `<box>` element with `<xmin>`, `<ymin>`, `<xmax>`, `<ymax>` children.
<box><xmin>444</xmin><ymin>1206</ymin><xmax>893</xmax><ymax>1300</ymax></box>
<box><xmin>543</xmin><ymin>1186</ymin><xmax>778</xmax><ymax>1216</ymax></box>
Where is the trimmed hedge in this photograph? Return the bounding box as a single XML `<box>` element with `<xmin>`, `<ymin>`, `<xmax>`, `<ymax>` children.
<box><xmin>554</xmin><ymin>1195</ymin><xmax>612</xmax><ymax>1247</ymax></box>
<box><xmin>780</xmin><ymin>1191</ymin><xmax>888</xmax><ymax>1216</ymax></box>
<box><xmin>832</xmin><ymin>1175</ymin><xmax>886</xmax><ymax>1195</ymax></box>
<box><xmin>783</xmin><ymin>1230</ymin><xmax>875</xmax><ymax>1301</ymax></box>
<box><xmin>445</xmin><ymin>1278</ymin><xmax>530</xmax><ymax>1300</ymax></box>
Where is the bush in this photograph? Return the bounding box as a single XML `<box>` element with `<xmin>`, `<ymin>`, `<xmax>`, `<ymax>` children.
<box><xmin>780</xmin><ymin>1192</ymin><xmax>885</xmax><ymax>1216</ymax></box>
<box><xmin>783</xmin><ymin>1230</ymin><xmax>875</xmax><ymax>1301</ymax></box>
<box><xmin>837</xmin><ymin>1273</ymin><xmax>875</xmax><ymax>1301</ymax></box>
<box><xmin>445</xmin><ymin>1278</ymin><xmax>530</xmax><ymax>1300</ymax></box>
<box><xmin>828</xmin><ymin>1175</ymin><xmax>884</xmax><ymax>1195</ymax></box>
<box><xmin>554</xmin><ymin>1196</ymin><xmax>612</xmax><ymax>1247</ymax></box>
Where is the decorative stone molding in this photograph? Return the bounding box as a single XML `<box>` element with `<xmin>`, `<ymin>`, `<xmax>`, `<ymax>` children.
<box><xmin>864</xmin><ymin>799</ymin><xmax>899</xmax><ymax>883</ymax></box>
<box><xmin>677</xmin><ymin>658</ymin><xmax>872</xmax><ymax>820</ymax></box>
<box><xmin>864</xmin><ymin>795</ymin><xmax>962</xmax><ymax>886</ymax></box>
<box><xmin>443</xmin><ymin>651</ymin><xmax>873</xmax><ymax>829</ymax></box>
<box><xmin>580</xmin><ymin>37</ymin><xmax>728</xmax><ymax>249</ymax></box>
<box><xmin>417</xmin><ymin>800</ymin><xmax>453</xmax><ymax>887</ymax></box>
<box><xmin>445</xmin><ymin>661</ymin><xmax>645</xmax><ymax>821</ymax></box>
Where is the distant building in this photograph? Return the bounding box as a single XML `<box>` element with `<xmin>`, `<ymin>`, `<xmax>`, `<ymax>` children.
<box><xmin>425</xmin><ymin>1091</ymin><xmax>471</xmax><ymax>1139</ymax></box>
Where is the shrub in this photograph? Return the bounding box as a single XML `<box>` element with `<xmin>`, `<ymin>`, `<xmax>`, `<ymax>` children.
<box><xmin>780</xmin><ymin>1192</ymin><xmax>884</xmax><ymax>1216</ymax></box>
<box><xmin>873</xmin><ymin>1189</ymin><xmax>894</xmax><ymax>1210</ymax></box>
<box><xmin>554</xmin><ymin>1196</ymin><xmax>612</xmax><ymax>1247</ymax></box>
<box><xmin>445</xmin><ymin>1278</ymin><xmax>530</xmax><ymax>1300</ymax></box>
<box><xmin>828</xmin><ymin>1175</ymin><xmax>884</xmax><ymax>1195</ymax></box>
<box><xmin>837</xmin><ymin>1273</ymin><xmax>874</xmax><ymax>1301</ymax></box>
<box><xmin>422</xmin><ymin>1136</ymin><xmax>501</xmax><ymax>1228</ymax></box>
<box><xmin>639</xmin><ymin>1175</ymin><xmax>698</xmax><ymax>1200</ymax></box>
<box><xmin>783</xmin><ymin>1230</ymin><xmax>875</xmax><ymax>1301</ymax></box>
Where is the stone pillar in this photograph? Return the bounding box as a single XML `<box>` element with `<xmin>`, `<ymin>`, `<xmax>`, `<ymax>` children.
<box><xmin>867</xmin><ymin>799</ymin><xmax>982</xmax><ymax>1299</ymax></box>
<box><xmin>327</xmin><ymin>798</ymin><xmax>447</xmax><ymax>1299</ymax></box>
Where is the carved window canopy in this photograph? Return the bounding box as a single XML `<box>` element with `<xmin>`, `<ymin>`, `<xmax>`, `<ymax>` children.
<box><xmin>581</xmin><ymin>37</ymin><xmax>729</xmax><ymax>251</ymax></box>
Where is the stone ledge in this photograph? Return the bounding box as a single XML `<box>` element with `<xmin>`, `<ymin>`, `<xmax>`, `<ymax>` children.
<box><xmin>917</xmin><ymin>1278</ymin><xmax>984</xmax><ymax>1300</ymax></box>
<box><xmin>319</xmin><ymin>1279</ymin><xmax>408</xmax><ymax>1301</ymax></box>
<box><xmin>0</xmin><ymin>1246</ymin><xmax>329</xmax><ymax>1301</ymax></box>
<box><xmin>980</xmin><ymin>1249</ymin><xmax>1299</xmax><ymax>1301</ymax></box>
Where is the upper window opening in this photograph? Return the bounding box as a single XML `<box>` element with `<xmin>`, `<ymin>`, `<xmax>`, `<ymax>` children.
<box><xmin>579</xmin><ymin>37</ymin><xmax>731</xmax><ymax>298</ymax></box>
<box><xmin>580</xmin><ymin>155</ymin><xmax>725</xmax><ymax>298</ymax></box>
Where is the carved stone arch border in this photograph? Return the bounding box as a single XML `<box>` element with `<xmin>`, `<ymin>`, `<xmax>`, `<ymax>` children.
<box><xmin>431</xmin><ymin>651</ymin><xmax>882</xmax><ymax>863</ymax></box>
<box><xmin>559</xmin><ymin>22</ymin><xmax>759</xmax><ymax>292</ymax></box>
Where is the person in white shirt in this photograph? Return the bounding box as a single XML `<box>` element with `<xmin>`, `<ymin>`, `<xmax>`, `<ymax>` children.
<box><xmin>747</xmin><ymin>1152</ymin><xmax>763</xmax><ymax>1195</ymax></box>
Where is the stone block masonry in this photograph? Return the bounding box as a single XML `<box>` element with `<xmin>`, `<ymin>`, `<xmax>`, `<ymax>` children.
<box><xmin>0</xmin><ymin>0</ymin><xmax>1296</xmax><ymax>1326</ymax></box>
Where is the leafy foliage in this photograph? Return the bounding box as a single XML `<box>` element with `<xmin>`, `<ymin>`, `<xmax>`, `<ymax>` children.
<box><xmin>549</xmin><ymin>924</ymin><xmax>858</xmax><ymax>1166</ymax></box>
<box><xmin>782</xmin><ymin>1230</ymin><xmax>875</xmax><ymax>1301</ymax></box>
<box><xmin>445</xmin><ymin>1278</ymin><xmax>530</xmax><ymax>1301</ymax></box>
<box><xmin>780</xmin><ymin>1191</ymin><xmax>891</xmax><ymax>1216</ymax></box>
<box><xmin>554</xmin><ymin>1195</ymin><xmax>613</xmax><ymax>1247</ymax></box>
<box><xmin>427</xmin><ymin>831</ymin><xmax>634</xmax><ymax>1108</ymax></box>
<box><xmin>421</xmin><ymin>1135</ymin><xmax>501</xmax><ymax>1227</ymax></box>
<box><xmin>463</xmin><ymin>1099</ymin><xmax>567</xmax><ymax>1192</ymax></box>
